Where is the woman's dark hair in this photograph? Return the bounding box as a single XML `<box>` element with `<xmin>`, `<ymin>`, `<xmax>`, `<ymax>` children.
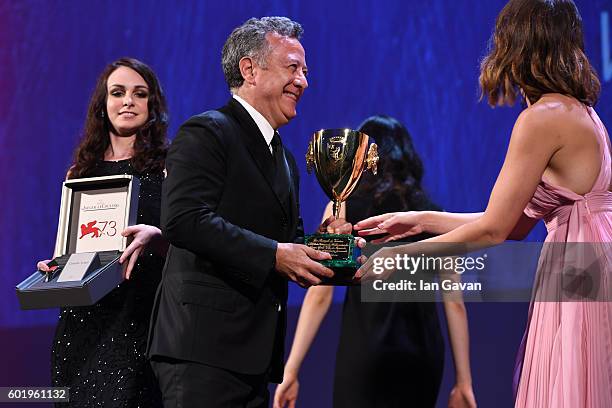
<box><xmin>480</xmin><ymin>0</ymin><xmax>600</xmax><ymax>107</ymax></box>
<box><xmin>354</xmin><ymin>115</ymin><xmax>428</xmax><ymax>210</ymax></box>
<box><xmin>69</xmin><ymin>57</ymin><xmax>168</xmax><ymax>178</ymax></box>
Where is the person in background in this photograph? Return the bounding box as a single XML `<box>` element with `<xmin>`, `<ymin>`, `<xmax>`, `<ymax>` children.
<box><xmin>274</xmin><ymin>115</ymin><xmax>476</xmax><ymax>408</ymax></box>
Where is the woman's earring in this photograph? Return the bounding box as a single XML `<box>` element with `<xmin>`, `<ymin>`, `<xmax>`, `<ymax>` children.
<box><xmin>100</xmin><ymin>110</ymin><xmax>105</xmax><ymax>118</ymax></box>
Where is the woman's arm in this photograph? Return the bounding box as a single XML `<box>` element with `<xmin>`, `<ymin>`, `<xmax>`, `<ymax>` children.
<box><xmin>355</xmin><ymin>208</ymin><xmax>538</xmax><ymax>243</ymax></box>
<box><xmin>355</xmin><ymin>211</ymin><xmax>482</xmax><ymax>242</ymax></box>
<box><xmin>445</xmin><ymin>300</ymin><xmax>472</xmax><ymax>382</ymax></box>
<box><xmin>423</xmin><ymin>107</ymin><xmax>556</xmax><ymax>245</ymax></box>
<box><xmin>356</xmin><ymin>106</ymin><xmax>559</xmax><ymax>279</ymax></box>
<box><xmin>355</xmin><ymin>107</ymin><xmax>555</xmax><ymax>245</ymax></box>
<box><xmin>273</xmin><ymin>285</ymin><xmax>335</xmax><ymax>408</ymax></box>
<box><xmin>418</xmin><ymin>211</ymin><xmax>537</xmax><ymax>241</ymax></box>
<box><xmin>442</xmin><ymin>286</ymin><xmax>477</xmax><ymax>407</ymax></box>
<box><xmin>284</xmin><ymin>286</ymin><xmax>335</xmax><ymax>375</ymax></box>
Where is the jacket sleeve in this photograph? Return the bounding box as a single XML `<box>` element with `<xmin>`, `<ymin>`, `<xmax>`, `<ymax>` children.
<box><xmin>161</xmin><ymin>115</ymin><xmax>277</xmax><ymax>289</ymax></box>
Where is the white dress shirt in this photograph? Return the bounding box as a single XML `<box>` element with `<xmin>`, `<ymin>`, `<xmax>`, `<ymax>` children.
<box><xmin>232</xmin><ymin>94</ymin><xmax>275</xmax><ymax>154</ymax></box>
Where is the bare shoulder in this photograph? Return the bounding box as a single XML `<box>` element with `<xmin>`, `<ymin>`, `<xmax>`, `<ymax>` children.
<box><xmin>524</xmin><ymin>94</ymin><xmax>588</xmax><ymax>127</ymax></box>
<box><xmin>518</xmin><ymin>96</ymin><xmax>566</xmax><ymax>126</ymax></box>
<box><xmin>511</xmin><ymin>94</ymin><xmax>579</xmax><ymax>147</ymax></box>
<box><xmin>510</xmin><ymin>106</ymin><xmax>557</xmax><ymax>149</ymax></box>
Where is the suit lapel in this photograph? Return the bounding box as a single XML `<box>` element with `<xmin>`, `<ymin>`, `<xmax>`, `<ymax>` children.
<box><xmin>221</xmin><ymin>98</ymin><xmax>289</xmax><ymax>218</ymax></box>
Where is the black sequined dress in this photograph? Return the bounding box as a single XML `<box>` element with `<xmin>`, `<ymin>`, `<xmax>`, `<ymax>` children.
<box><xmin>51</xmin><ymin>160</ymin><xmax>164</xmax><ymax>407</ymax></box>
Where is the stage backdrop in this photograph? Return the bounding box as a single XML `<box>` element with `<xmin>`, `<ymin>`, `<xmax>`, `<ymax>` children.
<box><xmin>0</xmin><ymin>0</ymin><xmax>610</xmax><ymax>405</ymax></box>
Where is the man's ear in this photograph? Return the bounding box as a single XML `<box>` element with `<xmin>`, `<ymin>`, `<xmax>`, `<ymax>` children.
<box><xmin>238</xmin><ymin>56</ymin><xmax>256</xmax><ymax>85</ymax></box>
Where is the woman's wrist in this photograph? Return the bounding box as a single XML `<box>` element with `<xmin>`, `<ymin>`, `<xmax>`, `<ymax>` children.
<box><xmin>284</xmin><ymin>363</ymin><xmax>300</xmax><ymax>377</ymax></box>
<box><xmin>454</xmin><ymin>375</ymin><xmax>472</xmax><ymax>386</ymax></box>
<box><xmin>418</xmin><ymin>211</ymin><xmax>433</xmax><ymax>233</ymax></box>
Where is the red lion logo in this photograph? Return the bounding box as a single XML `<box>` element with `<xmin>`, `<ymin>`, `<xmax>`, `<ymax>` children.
<box><xmin>79</xmin><ymin>221</ymin><xmax>101</xmax><ymax>239</ymax></box>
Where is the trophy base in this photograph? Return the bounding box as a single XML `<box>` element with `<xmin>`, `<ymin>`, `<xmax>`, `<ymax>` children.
<box><xmin>305</xmin><ymin>233</ymin><xmax>360</xmax><ymax>286</ymax></box>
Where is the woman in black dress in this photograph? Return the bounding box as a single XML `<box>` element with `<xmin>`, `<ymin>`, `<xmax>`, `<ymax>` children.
<box><xmin>37</xmin><ymin>58</ymin><xmax>168</xmax><ymax>407</ymax></box>
<box><xmin>274</xmin><ymin>116</ymin><xmax>475</xmax><ymax>408</ymax></box>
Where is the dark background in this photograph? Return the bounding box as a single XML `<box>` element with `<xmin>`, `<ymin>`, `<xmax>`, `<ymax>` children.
<box><xmin>1</xmin><ymin>1</ymin><xmax>610</xmax><ymax>406</ymax></box>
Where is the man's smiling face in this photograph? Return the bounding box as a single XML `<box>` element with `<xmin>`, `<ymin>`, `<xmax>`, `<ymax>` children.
<box><xmin>250</xmin><ymin>33</ymin><xmax>309</xmax><ymax>129</ymax></box>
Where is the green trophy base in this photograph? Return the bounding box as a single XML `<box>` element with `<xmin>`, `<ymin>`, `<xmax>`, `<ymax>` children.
<box><xmin>304</xmin><ymin>233</ymin><xmax>360</xmax><ymax>285</ymax></box>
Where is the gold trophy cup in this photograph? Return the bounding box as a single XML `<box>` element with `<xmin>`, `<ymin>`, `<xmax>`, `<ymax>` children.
<box><xmin>305</xmin><ymin>129</ymin><xmax>379</xmax><ymax>284</ymax></box>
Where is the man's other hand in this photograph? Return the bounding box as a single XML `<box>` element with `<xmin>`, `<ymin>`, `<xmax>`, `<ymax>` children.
<box><xmin>275</xmin><ymin>243</ymin><xmax>333</xmax><ymax>287</ymax></box>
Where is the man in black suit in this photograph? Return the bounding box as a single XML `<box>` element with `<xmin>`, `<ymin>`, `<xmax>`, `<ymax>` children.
<box><xmin>148</xmin><ymin>17</ymin><xmax>349</xmax><ymax>407</ymax></box>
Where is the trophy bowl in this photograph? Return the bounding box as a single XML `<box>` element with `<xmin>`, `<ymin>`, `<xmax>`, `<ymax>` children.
<box><xmin>305</xmin><ymin>129</ymin><xmax>378</xmax><ymax>285</ymax></box>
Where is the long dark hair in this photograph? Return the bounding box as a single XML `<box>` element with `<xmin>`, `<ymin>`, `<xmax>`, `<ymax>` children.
<box><xmin>70</xmin><ymin>58</ymin><xmax>168</xmax><ymax>178</ymax></box>
<box><xmin>353</xmin><ymin>115</ymin><xmax>429</xmax><ymax>211</ymax></box>
<box><xmin>480</xmin><ymin>0</ymin><xmax>600</xmax><ymax>107</ymax></box>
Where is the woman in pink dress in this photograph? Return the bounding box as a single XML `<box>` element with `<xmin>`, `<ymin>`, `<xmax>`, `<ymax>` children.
<box><xmin>354</xmin><ymin>0</ymin><xmax>611</xmax><ymax>407</ymax></box>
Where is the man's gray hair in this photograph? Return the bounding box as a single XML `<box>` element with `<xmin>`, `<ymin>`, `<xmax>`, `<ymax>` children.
<box><xmin>222</xmin><ymin>16</ymin><xmax>303</xmax><ymax>90</ymax></box>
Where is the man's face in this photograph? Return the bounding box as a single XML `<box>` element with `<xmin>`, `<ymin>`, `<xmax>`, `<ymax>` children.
<box><xmin>251</xmin><ymin>33</ymin><xmax>308</xmax><ymax>129</ymax></box>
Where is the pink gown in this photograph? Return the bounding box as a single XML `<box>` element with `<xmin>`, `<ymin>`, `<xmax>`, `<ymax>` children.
<box><xmin>514</xmin><ymin>108</ymin><xmax>612</xmax><ymax>407</ymax></box>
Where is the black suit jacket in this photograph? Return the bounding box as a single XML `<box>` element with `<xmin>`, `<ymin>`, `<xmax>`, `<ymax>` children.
<box><xmin>147</xmin><ymin>98</ymin><xmax>303</xmax><ymax>382</ymax></box>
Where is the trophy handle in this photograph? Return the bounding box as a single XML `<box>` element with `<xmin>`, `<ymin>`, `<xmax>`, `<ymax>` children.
<box><xmin>366</xmin><ymin>143</ymin><xmax>379</xmax><ymax>175</ymax></box>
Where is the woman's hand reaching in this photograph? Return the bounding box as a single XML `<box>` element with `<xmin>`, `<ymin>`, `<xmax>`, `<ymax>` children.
<box><xmin>354</xmin><ymin>212</ymin><xmax>425</xmax><ymax>243</ymax></box>
<box><xmin>119</xmin><ymin>224</ymin><xmax>161</xmax><ymax>279</ymax></box>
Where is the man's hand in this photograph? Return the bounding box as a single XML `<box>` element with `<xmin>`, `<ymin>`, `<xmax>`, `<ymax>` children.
<box><xmin>275</xmin><ymin>243</ymin><xmax>333</xmax><ymax>287</ymax></box>
<box><xmin>317</xmin><ymin>215</ymin><xmax>352</xmax><ymax>235</ymax></box>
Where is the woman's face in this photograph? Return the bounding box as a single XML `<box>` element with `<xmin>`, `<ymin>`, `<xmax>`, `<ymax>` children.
<box><xmin>105</xmin><ymin>66</ymin><xmax>149</xmax><ymax>136</ymax></box>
